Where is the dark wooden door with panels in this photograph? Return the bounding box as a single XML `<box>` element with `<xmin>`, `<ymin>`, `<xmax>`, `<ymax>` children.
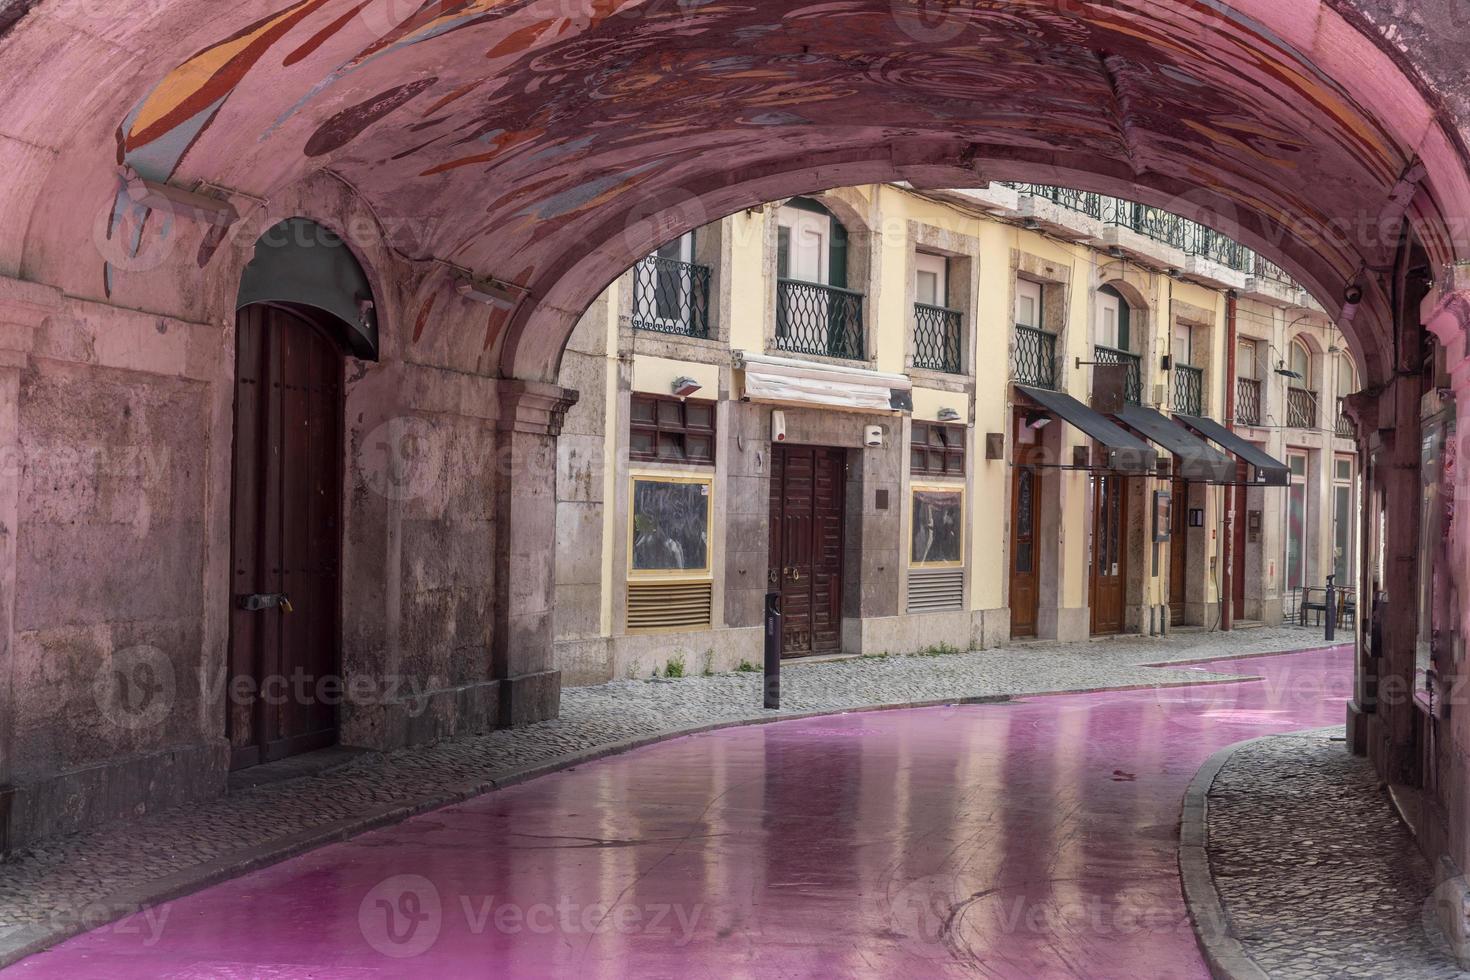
<box><xmin>769</xmin><ymin>445</ymin><xmax>846</xmax><ymax>657</ymax></box>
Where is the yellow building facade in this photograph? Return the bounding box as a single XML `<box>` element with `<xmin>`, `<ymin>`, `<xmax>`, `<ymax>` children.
<box><xmin>553</xmin><ymin>183</ymin><xmax>1360</xmax><ymax>682</ymax></box>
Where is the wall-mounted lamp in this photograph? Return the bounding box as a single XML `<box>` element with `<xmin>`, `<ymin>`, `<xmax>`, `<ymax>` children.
<box><xmin>937</xmin><ymin>406</ymin><xmax>961</xmax><ymax>422</ymax></box>
<box><xmin>1107</xmin><ymin>245</ymin><xmax>1125</xmax><ymax>259</ymax></box>
<box><xmin>672</xmin><ymin>376</ymin><xmax>702</xmax><ymax>398</ymax></box>
<box><xmin>123</xmin><ymin>168</ymin><xmax>238</xmax><ymax>227</ymax></box>
<box><xmin>456</xmin><ymin>275</ymin><xmax>528</xmax><ymax>310</ymax></box>
<box><xmin>1022</xmin><ymin>218</ymin><xmax>1041</xmax><ymax>231</ymax></box>
<box><xmin>1025</xmin><ymin>411</ymin><xmax>1051</xmax><ymax>430</ymax></box>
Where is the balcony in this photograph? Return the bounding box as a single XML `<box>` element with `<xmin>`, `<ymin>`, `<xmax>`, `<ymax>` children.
<box><xmin>1287</xmin><ymin>387</ymin><xmax>1319</xmax><ymax>428</ymax></box>
<box><xmin>1012</xmin><ymin>324</ymin><xmax>1057</xmax><ymax>389</ymax></box>
<box><xmin>632</xmin><ymin>256</ymin><xmax>711</xmax><ymax>338</ymax></box>
<box><xmin>1093</xmin><ymin>345</ymin><xmax>1141</xmax><ymax>404</ymax></box>
<box><xmin>1336</xmin><ymin>397</ymin><xmax>1354</xmax><ymax>438</ymax></box>
<box><xmin>1001</xmin><ymin>182</ymin><xmax>1296</xmax><ymax>288</ymax></box>
<box><xmin>1174</xmin><ymin>364</ymin><xmax>1203</xmax><ymax>416</ymax></box>
<box><xmin>1236</xmin><ymin>377</ymin><xmax>1261</xmax><ymax>426</ymax></box>
<box><xmin>913</xmin><ymin>302</ymin><xmax>963</xmax><ymax>374</ymax></box>
<box><xmin>775</xmin><ymin>279</ymin><xmax>865</xmax><ymax>360</ymax></box>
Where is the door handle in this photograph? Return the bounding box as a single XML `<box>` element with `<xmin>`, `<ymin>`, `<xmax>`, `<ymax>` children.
<box><xmin>236</xmin><ymin>592</ymin><xmax>293</xmax><ymax>613</ymax></box>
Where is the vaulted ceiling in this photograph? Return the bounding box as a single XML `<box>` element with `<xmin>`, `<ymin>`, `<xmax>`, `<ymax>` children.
<box><xmin>1</xmin><ymin>0</ymin><xmax>1465</xmax><ymax>379</ymax></box>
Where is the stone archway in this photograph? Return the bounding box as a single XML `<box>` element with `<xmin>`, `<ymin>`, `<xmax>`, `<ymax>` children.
<box><xmin>1</xmin><ymin>0</ymin><xmax>1468</xmax><ymax>864</ymax></box>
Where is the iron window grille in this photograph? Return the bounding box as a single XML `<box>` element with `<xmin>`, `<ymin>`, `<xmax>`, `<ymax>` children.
<box><xmin>913</xmin><ymin>303</ymin><xmax>964</xmax><ymax>373</ymax></box>
<box><xmin>1236</xmin><ymin>377</ymin><xmax>1262</xmax><ymax>426</ymax></box>
<box><xmin>1012</xmin><ymin>324</ymin><xmax>1057</xmax><ymax>389</ymax></box>
<box><xmin>629</xmin><ymin>394</ymin><xmax>716</xmax><ymax>464</ymax></box>
<box><xmin>1174</xmin><ymin>364</ymin><xmax>1204</xmax><ymax>416</ymax></box>
<box><xmin>1093</xmin><ymin>344</ymin><xmax>1141</xmax><ymax>404</ymax></box>
<box><xmin>774</xmin><ymin>279</ymin><xmax>865</xmax><ymax>360</ymax></box>
<box><xmin>911</xmin><ymin>422</ymin><xmax>966</xmax><ymax>477</ymax></box>
<box><xmin>1287</xmin><ymin>387</ymin><xmax>1319</xmax><ymax>429</ymax></box>
<box><xmin>631</xmin><ymin>256</ymin><xmax>711</xmax><ymax>338</ymax></box>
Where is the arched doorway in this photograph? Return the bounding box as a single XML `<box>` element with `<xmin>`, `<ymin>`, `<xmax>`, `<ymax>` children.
<box><xmin>227</xmin><ymin>219</ymin><xmax>378</xmax><ymax>769</ymax></box>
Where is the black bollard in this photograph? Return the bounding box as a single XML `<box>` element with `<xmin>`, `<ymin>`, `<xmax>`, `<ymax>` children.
<box><xmin>764</xmin><ymin>591</ymin><xmax>781</xmax><ymax>709</ymax></box>
<box><xmin>1325</xmin><ymin>574</ymin><xmax>1336</xmax><ymax>642</ymax></box>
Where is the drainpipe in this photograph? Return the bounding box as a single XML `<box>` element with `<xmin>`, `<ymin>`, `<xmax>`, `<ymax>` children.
<box><xmin>1221</xmin><ymin>290</ymin><xmax>1238</xmax><ymax>631</ymax></box>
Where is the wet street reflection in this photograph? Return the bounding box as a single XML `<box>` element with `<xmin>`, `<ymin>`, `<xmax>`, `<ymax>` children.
<box><xmin>9</xmin><ymin>646</ymin><xmax>1352</xmax><ymax>979</ymax></box>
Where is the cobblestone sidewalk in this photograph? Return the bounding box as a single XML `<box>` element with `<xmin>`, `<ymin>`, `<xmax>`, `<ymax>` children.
<box><xmin>0</xmin><ymin>626</ymin><xmax>1332</xmax><ymax>966</ymax></box>
<box><xmin>1203</xmin><ymin>729</ymin><xmax>1465</xmax><ymax>979</ymax></box>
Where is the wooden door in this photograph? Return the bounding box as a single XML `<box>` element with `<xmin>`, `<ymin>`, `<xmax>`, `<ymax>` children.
<box><xmin>1009</xmin><ymin>446</ymin><xmax>1040</xmax><ymax>638</ymax></box>
<box><xmin>228</xmin><ymin>305</ymin><xmax>343</xmax><ymax>770</ymax></box>
<box><xmin>769</xmin><ymin>446</ymin><xmax>845</xmax><ymax>657</ymax></box>
<box><xmin>1169</xmin><ymin>478</ymin><xmax>1189</xmax><ymax>625</ymax></box>
<box><xmin>1089</xmin><ymin>474</ymin><xmax>1127</xmax><ymax>635</ymax></box>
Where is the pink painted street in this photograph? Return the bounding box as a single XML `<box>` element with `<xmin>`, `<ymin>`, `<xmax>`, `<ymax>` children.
<box><xmin>7</xmin><ymin>646</ymin><xmax>1351</xmax><ymax>978</ymax></box>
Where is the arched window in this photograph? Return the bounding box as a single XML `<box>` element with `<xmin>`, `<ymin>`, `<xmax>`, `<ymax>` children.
<box><xmin>1337</xmin><ymin>356</ymin><xmax>1357</xmax><ymax>398</ymax></box>
<box><xmin>1097</xmin><ymin>284</ymin><xmax>1131</xmax><ymax>351</ymax></box>
<box><xmin>1289</xmin><ymin>338</ymin><xmax>1312</xmax><ymax>389</ymax></box>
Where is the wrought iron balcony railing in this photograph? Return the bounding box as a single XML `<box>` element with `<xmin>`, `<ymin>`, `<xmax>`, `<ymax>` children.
<box><xmin>1093</xmin><ymin>344</ymin><xmax>1141</xmax><ymax>404</ymax></box>
<box><xmin>1252</xmin><ymin>254</ymin><xmax>1294</xmax><ymax>285</ymax></box>
<box><xmin>1174</xmin><ymin>364</ymin><xmax>1204</xmax><ymax>416</ymax></box>
<box><xmin>1012</xmin><ymin>324</ymin><xmax>1057</xmax><ymax>390</ymax></box>
<box><xmin>775</xmin><ymin>279</ymin><xmax>865</xmax><ymax>360</ymax></box>
<box><xmin>1287</xmin><ymin>386</ymin><xmax>1319</xmax><ymax>428</ymax></box>
<box><xmin>913</xmin><ymin>302</ymin><xmax>963</xmax><ymax>374</ymax></box>
<box><xmin>1236</xmin><ymin>377</ymin><xmax>1262</xmax><ymax>426</ymax></box>
<box><xmin>1336</xmin><ymin>397</ymin><xmax>1354</xmax><ymax>438</ymax></box>
<box><xmin>1001</xmin><ymin>182</ymin><xmax>1297</xmax><ymax>288</ymax></box>
<box><xmin>631</xmin><ymin>256</ymin><xmax>711</xmax><ymax>338</ymax></box>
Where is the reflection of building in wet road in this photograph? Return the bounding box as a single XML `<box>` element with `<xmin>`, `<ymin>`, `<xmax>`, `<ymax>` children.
<box><xmin>11</xmin><ymin>646</ymin><xmax>1351</xmax><ymax>977</ymax></box>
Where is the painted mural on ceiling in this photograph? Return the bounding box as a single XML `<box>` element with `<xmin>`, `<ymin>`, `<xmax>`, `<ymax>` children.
<box><xmin>103</xmin><ymin>0</ymin><xmax>1413</xmax><ymax>332</ymax></box>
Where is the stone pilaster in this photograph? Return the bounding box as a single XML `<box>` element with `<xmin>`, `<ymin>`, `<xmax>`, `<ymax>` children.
<box><xmin>493</xmin><ymin>379</ymin><xmax>579</xmax><ymax>727</ymax></box>
<box><xmin>0</xmin><ymin>276</ymin><xmax>52</xmax><ymax>851</ymax></box>
<box><xmin>1416</xmin><ymin>267</ymin><xmax>1470</xmax><ymax>966</ymax></box>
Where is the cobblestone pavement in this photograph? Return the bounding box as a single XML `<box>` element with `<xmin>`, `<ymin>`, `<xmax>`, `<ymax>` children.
<box><xmin>0</xmin><ymin>626</ymin><xmax>1330</xmax><ymax>962</ymax></box>
<box><xmin>1206</xmin><ymin>728</ymin><xmax>1465</xmax><ymax>979</ymax></box>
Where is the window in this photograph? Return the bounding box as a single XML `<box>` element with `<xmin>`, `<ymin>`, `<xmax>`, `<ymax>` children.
<box><xmin>916</xmin><ymin>252</ymin><xmax>948</xmax><ymax>307</ymax></box>
<box><xmin>1237</xmin><ymin>338</ymin><xmax>1258</xmax><ymax>380</ymax></box>
<box><xmin>1333</xmin><ymin>455</ymin><xmax>1356</xmax><ymax>586</ymax></box>
<box><xmin>629</xmin><ymin>394</ymin><xmax>715</xmax><ymax>464</ymax></box>
<box><xmin>1015</xmin><ymin>278</ymin><xmax>1042</xmax><ymax>327</ymax></box>
<box><xmin>1337</xmin><ymin>357</ymin><xmax>1356</xmax><ymax>396</ymax></box>
<box><xmin>776</xmin><ymin>198</ymin><xmax>847</xmax><ymax>287</ymax></box>
<box><xmin>1096</xmin><ymin>284</ymin><xmax>1130</xmax><ymax>351</ymax></box>
<box><xmin>911</xmin><ymin>486</ymin><xmax>964</xmax><ymax>566</ymax></box>
<box><xmin>1286</xmin><ymin>452</ymin><xmax>1309</xmax><ymax>591</ymax></box>
<box><xmin>1289</xmin><ymin>339</ymin><xmax>1312</xmax><ymax>388</ymax></box>
<box><xmin>629</xmin><ymin>474</ymin><xmax>712</xmax><ymax>575</ymax></box>
<box><xmin>1172</xmin><ymin>322</ymin><xmax>1194</xmax><ymax>366</ymax></box>
<box><xmin>910</xmin><ymin>422</ymin><xmax>966</xmax><ymax>477</ymax></box>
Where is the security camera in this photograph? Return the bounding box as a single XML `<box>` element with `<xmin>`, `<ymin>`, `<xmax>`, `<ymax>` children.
<box><xmin>1343</xmin><ymin>283</ymin><xmax>1364</xmax><ymax>305</ymax></box>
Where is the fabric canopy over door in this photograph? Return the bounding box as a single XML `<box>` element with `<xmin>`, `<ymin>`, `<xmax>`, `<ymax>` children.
<box><xmin>1174</xmin><ymin>414</ymin><xmax>1290</xmax><ymax>486</ymax></box>
<box><xmin>1015</xmin><ymin>385</ymin><xmax>1157</xmax><ymax>475</ymax></box>
<box><xmin>1112</xmin><ymin>403</ymin><xmax>1234</xmax><ymax>483</ymax></box>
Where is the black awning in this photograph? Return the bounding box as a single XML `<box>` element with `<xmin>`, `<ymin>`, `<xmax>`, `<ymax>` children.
<box><xmin>1016</xmin><ymin>385</ymin><xmax>1157</xmax><ymax>475</ymax></box>
<box><xmin>1114</xmin><ymin>404</ymin><xmax>1235</xmax><ymax>483</ymax></box>
<box><xmin>1174</xmin><ymin>413</ymin><xmax>1289</xmax><ymax>486</ymax></box>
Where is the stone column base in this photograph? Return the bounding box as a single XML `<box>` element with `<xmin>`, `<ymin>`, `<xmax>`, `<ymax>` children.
<box><xmin>0</xmin><ymin>738</ymin><xmax>228</xmax><ymax>855</ymax></box>
<box><xmin>1345</xmin><ymin>699</ymin><xmax>1371</xmax><ymax>755</ymax></box>
<box><xmin>499</xmin><ymin>669</ymin><xmax>562</xmax><ymax>728</ymax></box>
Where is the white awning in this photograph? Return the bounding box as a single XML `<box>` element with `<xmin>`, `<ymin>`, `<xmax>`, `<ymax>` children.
<box><xmin>734</xmin><ymin>350</ymin><xmax>911</xmax><ymax>413</ymax></box>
